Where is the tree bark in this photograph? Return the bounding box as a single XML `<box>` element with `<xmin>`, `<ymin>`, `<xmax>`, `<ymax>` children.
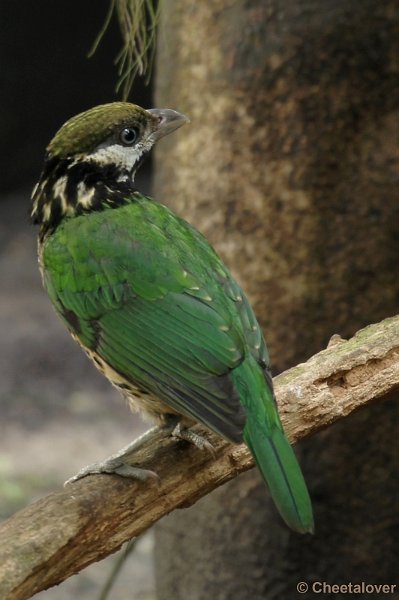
<box><xmin>1</xmin><ymin>316</ymin><xmax>398</xmax><ymax>600</ymax></box>
<box><xmin>154</xmin><ymin>1</ymin><xmax>399</xmax><ymax>597</ymax></box>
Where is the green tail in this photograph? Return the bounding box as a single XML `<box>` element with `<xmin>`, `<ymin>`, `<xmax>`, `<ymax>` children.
<box><xmin>232</xmin><ymin>356</ymin><xmax>314</xmax><ymax>534</ymax></box>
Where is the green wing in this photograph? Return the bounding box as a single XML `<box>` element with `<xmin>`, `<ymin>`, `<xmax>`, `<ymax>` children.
<box><xmin>43</xmin><ymin>194</ymin><xmax>314</xmax><ymax>533</ymax></box>
<box><xmin>42</xmin><ymin>195</ymin><xmax>269</xmax><ymax>442</ymax></box>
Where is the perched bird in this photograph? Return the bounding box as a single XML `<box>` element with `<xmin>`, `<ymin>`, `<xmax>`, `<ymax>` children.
<box><xmin>31</xmin><ymin>102</ymin><xmax>313</xmax><ymax>533</ymax></box>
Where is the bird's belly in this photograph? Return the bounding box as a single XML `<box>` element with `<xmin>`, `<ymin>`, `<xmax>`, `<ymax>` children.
<box><xmin>76</xmin><ymin>336</ymin><xmax>180</xmax><ymax>424</ymax></box>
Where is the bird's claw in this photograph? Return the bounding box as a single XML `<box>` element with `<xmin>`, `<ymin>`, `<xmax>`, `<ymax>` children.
<box><xmin>64</xmin><ymin>459</ymin><xmax>159</xmax><ymax>486</ymax></box>
<box><xmin>63</xmin><ymin>422</ymin><xmax>214</xmax><ymax>487</ymax></box>
<box><xmin>172</xmin><ymin>422</ymin><xmax>216</xmax><ymax>457</ymax></box>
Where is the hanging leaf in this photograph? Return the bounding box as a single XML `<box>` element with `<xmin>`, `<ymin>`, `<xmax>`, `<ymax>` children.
<box><xmin>90</xmin><ymin>0</ymin><xmax>160</xmax><ymax>100</ymax></box>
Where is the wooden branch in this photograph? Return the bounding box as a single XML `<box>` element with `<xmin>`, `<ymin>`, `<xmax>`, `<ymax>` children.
<box><xmin>1</xmin><ymin>316</ymin><xmax>399</xmax><ymax>599</ymax></box>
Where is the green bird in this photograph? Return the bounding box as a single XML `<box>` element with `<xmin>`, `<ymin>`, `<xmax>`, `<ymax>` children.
<box><xmin>31</xmin><ymin>102</ymin><xmax>313</xmax><ymax>534</ymax></box>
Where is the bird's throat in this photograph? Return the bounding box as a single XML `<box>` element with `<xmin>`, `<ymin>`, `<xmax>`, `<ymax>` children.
<box><xmin>31</xmin><ymin>156</ymin><xmax>136</xmax><ymax>240</ymax></box>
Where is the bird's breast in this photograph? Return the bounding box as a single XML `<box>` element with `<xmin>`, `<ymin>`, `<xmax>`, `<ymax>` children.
<box><xmin>75</xmin><ymin>334</ymin><xmax>180</xmax><ymax>424</ymax></box>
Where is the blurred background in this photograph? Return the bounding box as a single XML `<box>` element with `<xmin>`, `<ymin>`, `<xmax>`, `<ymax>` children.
<box><xmin>0</xmin><ymin>1</ymin><xmax>155</xmax><ymax>598</ymax></box>
<box><xmin>3</xmin><ymin>2</ymin><xmax>399</xmax><ymax>599</ymax></box>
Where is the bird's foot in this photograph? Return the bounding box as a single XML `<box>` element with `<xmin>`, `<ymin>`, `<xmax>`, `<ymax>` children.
<box><xmin>64</xmin><ymin>459</ymin><xmax>158</xmax><ymax>486</ymax></box>
<box><xmin>171</xmin><ymin>422</ymin><xmax>216</xmax><ymax>456</ymax></box>
<box><xmin>64</xmin><ymin>422</ymin><xmax>215</xmax><ymax>486</ymax></box>
<box><xmin>64</xmin><ymin>425</ymin><xmax>166</xmax><ymax>486</ymax></box>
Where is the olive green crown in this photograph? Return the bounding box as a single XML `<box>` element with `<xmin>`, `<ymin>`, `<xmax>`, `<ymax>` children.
<box><xmin>47</xmin><ymin>102</ymin><xmax>151</xmax><ymax>158</ymax></box>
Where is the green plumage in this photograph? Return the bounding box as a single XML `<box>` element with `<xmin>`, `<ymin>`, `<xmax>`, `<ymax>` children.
<box><xmin>42</xmin><ymin>193</ymin><xmax>313</xmax><ymax>533</ymax></box>
<box><xmin>33</xmin><ymin>102</ymin><xmax>313</xmax><ymax>533</ymax></box>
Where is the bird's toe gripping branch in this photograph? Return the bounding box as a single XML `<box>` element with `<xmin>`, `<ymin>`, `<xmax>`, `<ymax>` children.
<box><xmin>64</xmin><ymin>459</ymin><xmax>159</xmax><ymax>486</ymax></box>
<box><xmin>64</xmin><ymin>421</ymin><xmax>217</xmax><ymax>486</ymax></box>
<box><xmin>63</xmin><ymin>425</ymin><xmax>167</xmax><ymax>486</ymax></box>
<box><xmin>171</xmin><ymin>421</ymin><xmax>216</xmax><ymax>456</ymax></box>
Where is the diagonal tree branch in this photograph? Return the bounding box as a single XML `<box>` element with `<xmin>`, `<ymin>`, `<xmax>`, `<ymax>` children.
<box><xmin>1</xmin><ymin>316</ymin><xmax>398</xmax><ymax>600</ymax></box>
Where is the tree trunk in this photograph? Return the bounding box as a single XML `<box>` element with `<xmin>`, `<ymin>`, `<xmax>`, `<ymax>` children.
<box><xmin>153</xmin><ymin>1</ymin><xmax>399</xmax><ymax>597</ymax></box>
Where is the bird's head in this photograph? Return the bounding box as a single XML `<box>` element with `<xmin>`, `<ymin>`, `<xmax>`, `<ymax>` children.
<box><xmin>31</xmin><ymin>102</ymin><xmax>188</xmax><ymax>236</ymax></box>
<box><xmin>47</xmin><ymin>102</ymin><xmax>188</xmax><ymax>173</ymax></box>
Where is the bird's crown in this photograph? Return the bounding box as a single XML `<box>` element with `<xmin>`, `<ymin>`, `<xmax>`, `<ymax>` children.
<box><xmin>47</xmin><ymin>102</ymin><xmax>154</xmax><ymax>158</ymax></box>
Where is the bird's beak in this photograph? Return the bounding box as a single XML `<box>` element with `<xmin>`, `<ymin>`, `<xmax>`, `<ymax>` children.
<box><xmin>147</xmin><ymin>108</ymin><xmax>190</xmax><ymax>140</ymax></box>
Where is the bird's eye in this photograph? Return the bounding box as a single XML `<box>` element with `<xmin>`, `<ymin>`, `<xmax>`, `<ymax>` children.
<box><xmin>120</xmin><ymin>127</ymin><xmax>139</xmax><ymax>146</ymax></box>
